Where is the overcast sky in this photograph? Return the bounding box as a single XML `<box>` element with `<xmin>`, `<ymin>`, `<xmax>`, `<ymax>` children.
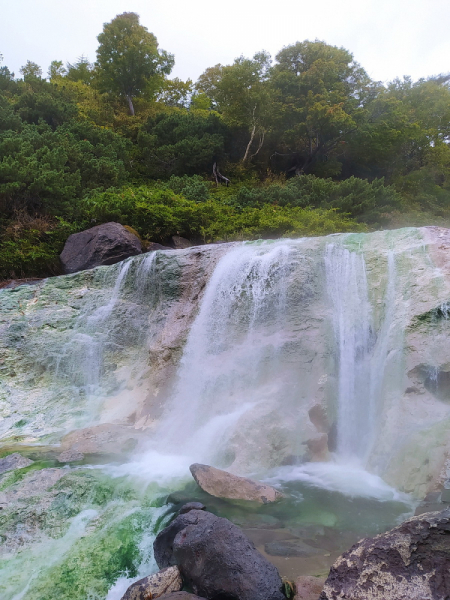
<box><xmin>1</xmin><ymin>0</ymin><xmax>449</xmax><ymax>84</ymax></box>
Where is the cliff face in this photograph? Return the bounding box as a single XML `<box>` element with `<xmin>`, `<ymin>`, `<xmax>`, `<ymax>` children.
<box><xmin>2</xmin><ymin>227</ymin><xmax>450</xmax><ymax>497</ymax></box>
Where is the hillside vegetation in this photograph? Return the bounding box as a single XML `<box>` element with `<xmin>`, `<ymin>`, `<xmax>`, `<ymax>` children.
<box><xmin>1</xmin><ymin>12</ymin><xmax>449</xmax><ymax>279</ymax></box>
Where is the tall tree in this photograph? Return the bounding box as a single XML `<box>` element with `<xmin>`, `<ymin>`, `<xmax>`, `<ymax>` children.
<box><xmin>20</xmin><ymin>60</ymin><xmax>42</xmax><ymax>80</ymax></box>
<box><xmin>48</xmin><ymin>60</ymin><xmax>66</xmax><ymax>81</ymax></box>
<box><xmin>270</xmin><ymin>40</ymin><xmax>372</xmax><ymax>176</ymax></box>
<box><xmin>96</xmin><ymin>12</ymin><xmax>174</xmax><ymax>115</ymax></box>
<box><xmin>65</xmin><ymin>56</ymin><xmax>95</xmax><ymax>85</ymax></box>
<box><xmin>197</xmin><ymin>52</ymin><xmax>273</xmax><ymax>162</ymax></box>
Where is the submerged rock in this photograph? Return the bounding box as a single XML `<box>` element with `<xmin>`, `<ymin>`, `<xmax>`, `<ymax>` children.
<box><xmin>189</xmin><ymin>463</ymin><xmax>284</xmax><ymax>504</ymax></box>
<box><xmin>60</xmin><ymin>222</ymin><xmax>142</xmax><ymax>274</ymax></box>
<box><xmin>120</xmin><ymin>566</ymin><xmax>182</xmax><ymax>600</ymax></box>
<box><xmin>320</xmin><ymin>508</ymin><xmax>450</xmax><ymax>600</ymax></box>
<box><xmin>294</xmin><ymin>576</ymin><xmax>326</xmax><ymax>600</ymax></box>
<box><xmin>178</xmin><ymin>502</ymin><xmax>206</xmax><ymax>514</ymax></box>
<box><xmin>0</xmin><ymin>452</ymin><xmax>33</xmax><ymax>475</ymax></box>
<box><xmin>154</xmin><ymin>508</ymin><xmax>286</xmax><ymax>600</ymax></box>
<box><xmin>265</xmin><ymin>540</ymin><xmax>322</xmax><ymax>557</ymax></box>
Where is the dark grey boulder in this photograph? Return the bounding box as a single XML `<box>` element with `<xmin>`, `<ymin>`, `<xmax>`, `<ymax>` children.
<box><xmin>154</xmin><ymin>509</ymin><xmax>285</xmax><ymax>600</ymax></box>
<box><xmin>320</xmin><ymin>508</ymin><xmax>450</xmax><ymax>600</ymax></box>
<box><xmin>60</xmin><ymin>222</ymin><xmax>142</xmax><ymax>274</ymax></box>
<box><xmin>178</xmin><ymin>502</ymin><xmax>206</xmax><ymax>514</ymax></box>
<box><xmin>159</xmin><ymin>594</ymin><xmax>206</xmax><ymax>600</ymax></box>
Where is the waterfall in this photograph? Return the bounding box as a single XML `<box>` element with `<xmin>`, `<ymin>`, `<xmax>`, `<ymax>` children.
<box><xmin>325</xmin><ymin>243</ymin><xmax>374</xmax><ymax>460</ymax></box>
<box><xmin>325</xmin><ymin>244</ymin><xmax>397</xmax><ymax>465</ymax></box>
<box><xmin>153</xmin><ymin>240</ymin><xmax>297</xmax><ymax>465</ymax></box>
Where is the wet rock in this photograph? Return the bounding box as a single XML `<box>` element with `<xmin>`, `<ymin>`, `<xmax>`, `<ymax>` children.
<box><xmin>189</xmin><ymin>463</ymin><xmax>284</xmax><ymax>504</ymax></box>
<box><xmin>179</xmin><ymin>502</ymin><xmax>206</xmax><ymax>514</ymax></box>
<box><xmin>60</xmin><ymin>424</ymin><xmax>145</xmax><ymax>456</ymax></box>
<box><xmin>120</xmin><ymin>566</ymin><xmax>182</xmax><ymax>600</ymax></box>
<box><xmin>170</xmin><ymin>235</ymin><xmax>193</xmax><ymax>249</ymax></box>
<box><xmin>0</xmin><ymin>453</ymin><xmax>33</xmax><ymax>475</ymax></box>
<box><xmin>320</xmin><ymin>508</ymin><xmax>450</xmax><ymax>600</ymax></box>
<box><xmin>154</xmin><ymin>509</ymin><xmax>285</xmax><ymax>600</ymax></box>
<box><xmin>264</xmin><ymin>540</ymin><xmax>322</xmax><ymax>557</ymax></box>
<box><xmin>308</xmin><ymin>404</ymin><xmax>329</xmax><ymax>433</ymax></box>
<box><xmin>57</xmin><ymin>449</ymin><xmax>84</xmax><ymax>463</ymax></box>
<box><xmin>294</xmin><ymin>576</ymin><xmax>326</xmax><ymax>600</ymax></box>
<box><xmin>60</xmin><ymin>222</ymin><xmax>142</xmax><ymax>274</ymax></box>
<box><xmin>303</xmin><ymin>434</ymin><xmax>329</xmax><ymax>461</ymax></box>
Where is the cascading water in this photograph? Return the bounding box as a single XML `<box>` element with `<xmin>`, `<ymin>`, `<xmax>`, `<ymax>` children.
<box><xmin>3</xmin><ymin>227</ymin><xmax>450</xmax><ymax>600</ymax></box>
<box><xmin>325</xmin><ymin>243</ymin><xmax>375</xmax><ymax>461</ymax></box>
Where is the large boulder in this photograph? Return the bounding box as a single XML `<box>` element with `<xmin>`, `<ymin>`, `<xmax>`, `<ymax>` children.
<box><xmin>120</xmin><ymin>566</ymin><xmax>182</xmax><ymax>600</ymax></box>
<box><xmin>320</xmin><ymin>508</ymin><xmax>450</xmax><ymax>600</ymax></box>
<box><xmin>60</xmin><ymin>222</ymin><xmax>142</xmax><ymax>274</ymax></box>
<box><xmin>153</xmin><ymin>508</ymin><xmax>286</xmax><ymax>600</ymax></box>
<box><xmin>189</xmin><ymin>463</ymin><xmax>283</xmax><ymax>504</ymax></box>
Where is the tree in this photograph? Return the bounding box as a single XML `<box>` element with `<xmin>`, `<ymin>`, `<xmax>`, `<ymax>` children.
<box><xmin>65</xmin><ymin>56</ymin><xmax>95</xmax><ymax>85</ymax></box>
<box><xmin>96</xmin><ymin>12</ymin><xmax>174</xmax><ymax>115</ymax></box>
<box><xmin>48</xmin><ymin>60</ymin><xmax>66</xmax><ymax>80</ymax></box>
<box><xmin>197</xmin><ymin>52</ymin><xmax>273</xmax><ymax>162</ymax></box>
<box><xmin>20</xmin><ymin>60</ymin><xmax>42</xmax><ymax>80</ymax></box>
<box><xmin>269</xmin><ymin>40</ymin><xmax>372</xmax><ymax>176</ymax></box>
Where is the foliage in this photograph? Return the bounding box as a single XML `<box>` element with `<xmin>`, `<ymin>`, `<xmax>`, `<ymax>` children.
<box><xmin>96</xmin><ymin>12</ymin><xmax>174</xmax><ymax>115</ymax></box>
<box><xmin>78</xmin><ymin>184</ymin><xmax>364</xmax><ymax>245</ymax></box>
<box><xmin>0</xmin><ymin>26</ymin><xmax>449</xmax><ymax>280</ymax></box>
<box><xmin>136</xmin><ymin>111</ymin><xmax>229</xmax><ymax>177</ymax></box>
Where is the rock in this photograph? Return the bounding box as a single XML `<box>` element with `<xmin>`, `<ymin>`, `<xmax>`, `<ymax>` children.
<box><xmin>60</xmin><ymin>222</ymin><xmax>142</xmax><ymax>274</ymax></box>
<box><xmin>120</xmin><ymin>566</ymin><xmax>182</xmax><ymax>600</ymax></box>
<box><xmin>158</xmin><ymin>594</ymin><xmax>206</xmax><ymax>600</ymax></box>
<box><xmin>264</xmin><ymin>540</ymin><xmax>322</xmax><ymax>557</ymax></box>
<box><xmin>170</xmin><ymin>235</ymin><xmax>193</xmax><ymax>249</ymax></box>
<box><xmin>0</xmin><ymin>452</ymin><xmax>33</xmax><ymax>475</ymax></box>
<box><xmin>294</xmin><ymin>576</ymin><xmax>326</xmax><ymax>600</ymax></box>
<box><xmin>320</xmin><ymin>508</ymin><xmax>450</xmax><ymax>600</ymax></box>
<box><xmin>308</xmin><ymin>404</ymin><xmax>329</xmax><ymax>433</ymax></box>
<box><xmin>154</xmin><ymin>509</ymin><xmax>285</xmax><ymax>600</ymax></box>
<box><xmin>189</xmin><ymin>463</ymin><xmax>284</xmax><ymax>504</ymax></box>
<box><xmin>60</xmin><ymin>424</ymin><xmax>144</xmax><ymax>456</ymax></box>
<box><xmin>146</xmin><ymin>242</ymin><xmax>173</xmax><ymax>252</ymax></box>
<box><xmin>303</xmin><ymin>434</ymin><xmax>329</xmax><ymax>461</ymax></box>
<box><xmin>57</xmin><ymin>449</ymin><xmax>84</xmax><ymax>463</ymax></box>
<box><xmin>178</xmin><ymin>502</ymin><xmax>206</xmax><ymax>514</ymax></box>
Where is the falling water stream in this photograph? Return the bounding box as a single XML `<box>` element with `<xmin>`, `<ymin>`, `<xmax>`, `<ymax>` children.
<box><xmin>3</xmin><ymin>229</ymin><xmax>449</xmax><ymax>599</ymax></box>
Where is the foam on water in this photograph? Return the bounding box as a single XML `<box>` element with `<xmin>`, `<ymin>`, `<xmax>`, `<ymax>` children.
<box><xmin>267</xmin><ymin>461</ymin><xmax>413</xmax><ymax>504</ymax></box>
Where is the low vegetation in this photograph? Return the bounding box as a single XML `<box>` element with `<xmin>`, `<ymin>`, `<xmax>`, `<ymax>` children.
<box><xmin>1</xmin><ymin>12</ymin><xmax>449</xmax><ymax>279</ymax></box>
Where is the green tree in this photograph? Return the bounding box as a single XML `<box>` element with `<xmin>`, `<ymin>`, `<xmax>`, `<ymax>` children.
<box><xmin>20</xmin><ymin>60</ymin><xmax>43</xmax><ymax>80</ymax></box>
<box><xmin>96</xmin><ymin>12</ymin><xmax>174</xmax><ymax>115</ymax></box>
<box><xmin>48</xmin><ymin>60</ymin><xmax>66</xmax><ymax>80</ymax></box>
<box><xmin>270</xmin><ymin>40</ymin><xmax>372</xmax><ymax>176</ymax></box>
<box><xmin>197</xmin><ymin>52</ymin><xmax>273</xmax><ymax>162</ymax></box>
<box><xmin>66</xmin><ymin>56</ymin><xmax>95</xmax><ymax>85</ymax></box>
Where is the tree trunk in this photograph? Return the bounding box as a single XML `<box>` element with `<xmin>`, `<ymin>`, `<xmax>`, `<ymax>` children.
<box><xmin>243</xmin><ymin>123</ymin><xmax>256</xmax><ymax>162</ymax></box>
<box><xmin>127</xmin><ymin>95</ymin><xmax>135</xmax><ymax>116</ymax></box>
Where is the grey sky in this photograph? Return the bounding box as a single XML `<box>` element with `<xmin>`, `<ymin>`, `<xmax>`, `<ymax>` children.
<box><xmin>2</xmin><ymin>0</ymin><xmax>449</xmax><ymax>84</ymax></box>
